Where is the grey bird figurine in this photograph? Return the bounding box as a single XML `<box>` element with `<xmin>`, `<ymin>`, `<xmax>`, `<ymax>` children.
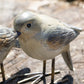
<box><xmin>14</xmin><ymin>11</ymin><xmax>83</xmax><ymax>84</ymax></box>
<box><xmin>0</xmin><ymin>25</ymin><xmax>19</xmax><ymax>83</ymax></box>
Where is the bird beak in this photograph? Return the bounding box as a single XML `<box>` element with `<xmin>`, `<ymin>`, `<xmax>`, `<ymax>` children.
<box><xmin>15</xmin><ymin>31</ymin><xmax>21</xmax><ymax>39</ymax></box>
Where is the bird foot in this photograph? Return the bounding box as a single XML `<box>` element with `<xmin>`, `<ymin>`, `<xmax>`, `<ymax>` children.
<box><xmin>17</xmin><ymin>70</ymin><xmax>60</xmax><ymax>84</ymax></box>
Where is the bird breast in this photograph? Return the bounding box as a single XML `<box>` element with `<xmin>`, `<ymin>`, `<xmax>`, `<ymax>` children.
<box><xmin>19</xmin><ymin>33</ymin><xmax>65</xmax><ymax>60</ymax></box>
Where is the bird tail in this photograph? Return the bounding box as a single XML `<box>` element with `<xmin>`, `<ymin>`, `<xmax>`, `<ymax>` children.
<box><xmin>64</xmin><ymin>22</ymin><xmax>84</xmax><ymax>32</ymax></box>
<box><xmin>62</xmin><ymin>45</ymin><xmax>73</xmax><ymax>71</ymax></box>
<box><xmin>70</xmin><ymin>25</ymin><xmax>84</xmax><ymax>33</ymax></box>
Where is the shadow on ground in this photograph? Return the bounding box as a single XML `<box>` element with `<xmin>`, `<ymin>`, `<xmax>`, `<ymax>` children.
<box><xmin>56</xmin><ymin>74</ymin><xmax>73</xmax><ymax>84</ymax></box>
<box><xmin>0</xmin><ymin>68</ymin><xmax>31</xmax><ymax>84</ymax></box>
<box><xmin>0</xmin><ymin>68</ymin><xmax>73</xmax><ymax>84</ymax></box>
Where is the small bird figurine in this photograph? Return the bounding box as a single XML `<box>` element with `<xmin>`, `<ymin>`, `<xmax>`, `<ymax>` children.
<box><xmin>0</xmin><ymin>25</ymin><xmax>19</xmax><ymax>83</ymax></box>
<box><xmin>14</xmin><ymin>11</ymin><xmax>83</xmax><ymax>84</ymax></box>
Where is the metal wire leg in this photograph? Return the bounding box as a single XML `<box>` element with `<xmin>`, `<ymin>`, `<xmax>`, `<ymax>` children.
<box><xmin>43</xmin><ymin>60</ymin><xmax>46</xmax><ymax>78</ymax></box>
<box><xmin>1</xmin><ymin>63</ymin><xmax>5</xmax><ymax>82</ymax></box>
<box><xmin>51</xmin><ymin>58</ymin><xmax>55</xmax><ymax>84</ymax></box>
<box><xmin>17</xmin><ymin>60</ymin><xmax>46</xmax><ymax>84</ymax></box>
<box><xmin>30</xmin><ymin>60</ymin><xmax>46</xmax><ymax>84</ymax></box>
<box><xmin>9</xmin><ymin>60</ymin><xmax>60</xmax><ymax>84</ymax></box>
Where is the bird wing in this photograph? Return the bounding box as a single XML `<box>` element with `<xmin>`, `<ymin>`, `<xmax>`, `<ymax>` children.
<box><xmin>0</xmin><ymin>27</ymin><xmax>16</xmax><ymax>46</ymax></box>
<box><xmin>44</xmin><ymin>27</ymin><xmax>79</xmax><ymax>50</ymax></box>
<box><xmin>62</xmin><ymin>45</ymin><xmax>73</xmax><ymax>71</ymax></box>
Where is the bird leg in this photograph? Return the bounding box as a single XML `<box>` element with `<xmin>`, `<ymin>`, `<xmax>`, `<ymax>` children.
<box><xmin>0</xmin><ymin>63</ymin><xmax>5</xmax><ymax>82</ymax></box>
<box><xmin>17</xmin><ymin>60</ymin><xmax>46</xmax><ymax>84</ymax></box>
<box><xmin>6</xmin><ymin>60</ymin><xmax>60</xmax><ymax>84</ymax></box>
<box><xmin>43</xmin><ymin>60</ymin><xmax>46</xmax><ymax>78</ymax></box>
<box><xmin>51</xmin><ymin>58</ymin><xmax>55</xmax><ymax>84</ymax></box>
<box><xmin>31</xmin><ymin>60</ymin><xmax>46</xmax><ymax>84</ymax></box>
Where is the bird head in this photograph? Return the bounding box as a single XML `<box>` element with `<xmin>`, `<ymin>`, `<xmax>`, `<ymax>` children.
<box><xmin>14</xmin><ymin>11</ymin><xmax>42</xmax><ymax>37</ymax></box>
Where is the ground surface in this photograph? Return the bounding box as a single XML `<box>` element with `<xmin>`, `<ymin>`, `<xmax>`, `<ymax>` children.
<box><xmin>0</xmin><ymin>0</ymin><xmax>84</xmax><ymax>84</ymax></box>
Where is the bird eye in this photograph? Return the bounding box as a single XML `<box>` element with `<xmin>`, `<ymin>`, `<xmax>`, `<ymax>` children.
<box><xmin>27</xmin><ymin>24</ymin><xmax>31</xmax><ymax>28</ymax></box>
